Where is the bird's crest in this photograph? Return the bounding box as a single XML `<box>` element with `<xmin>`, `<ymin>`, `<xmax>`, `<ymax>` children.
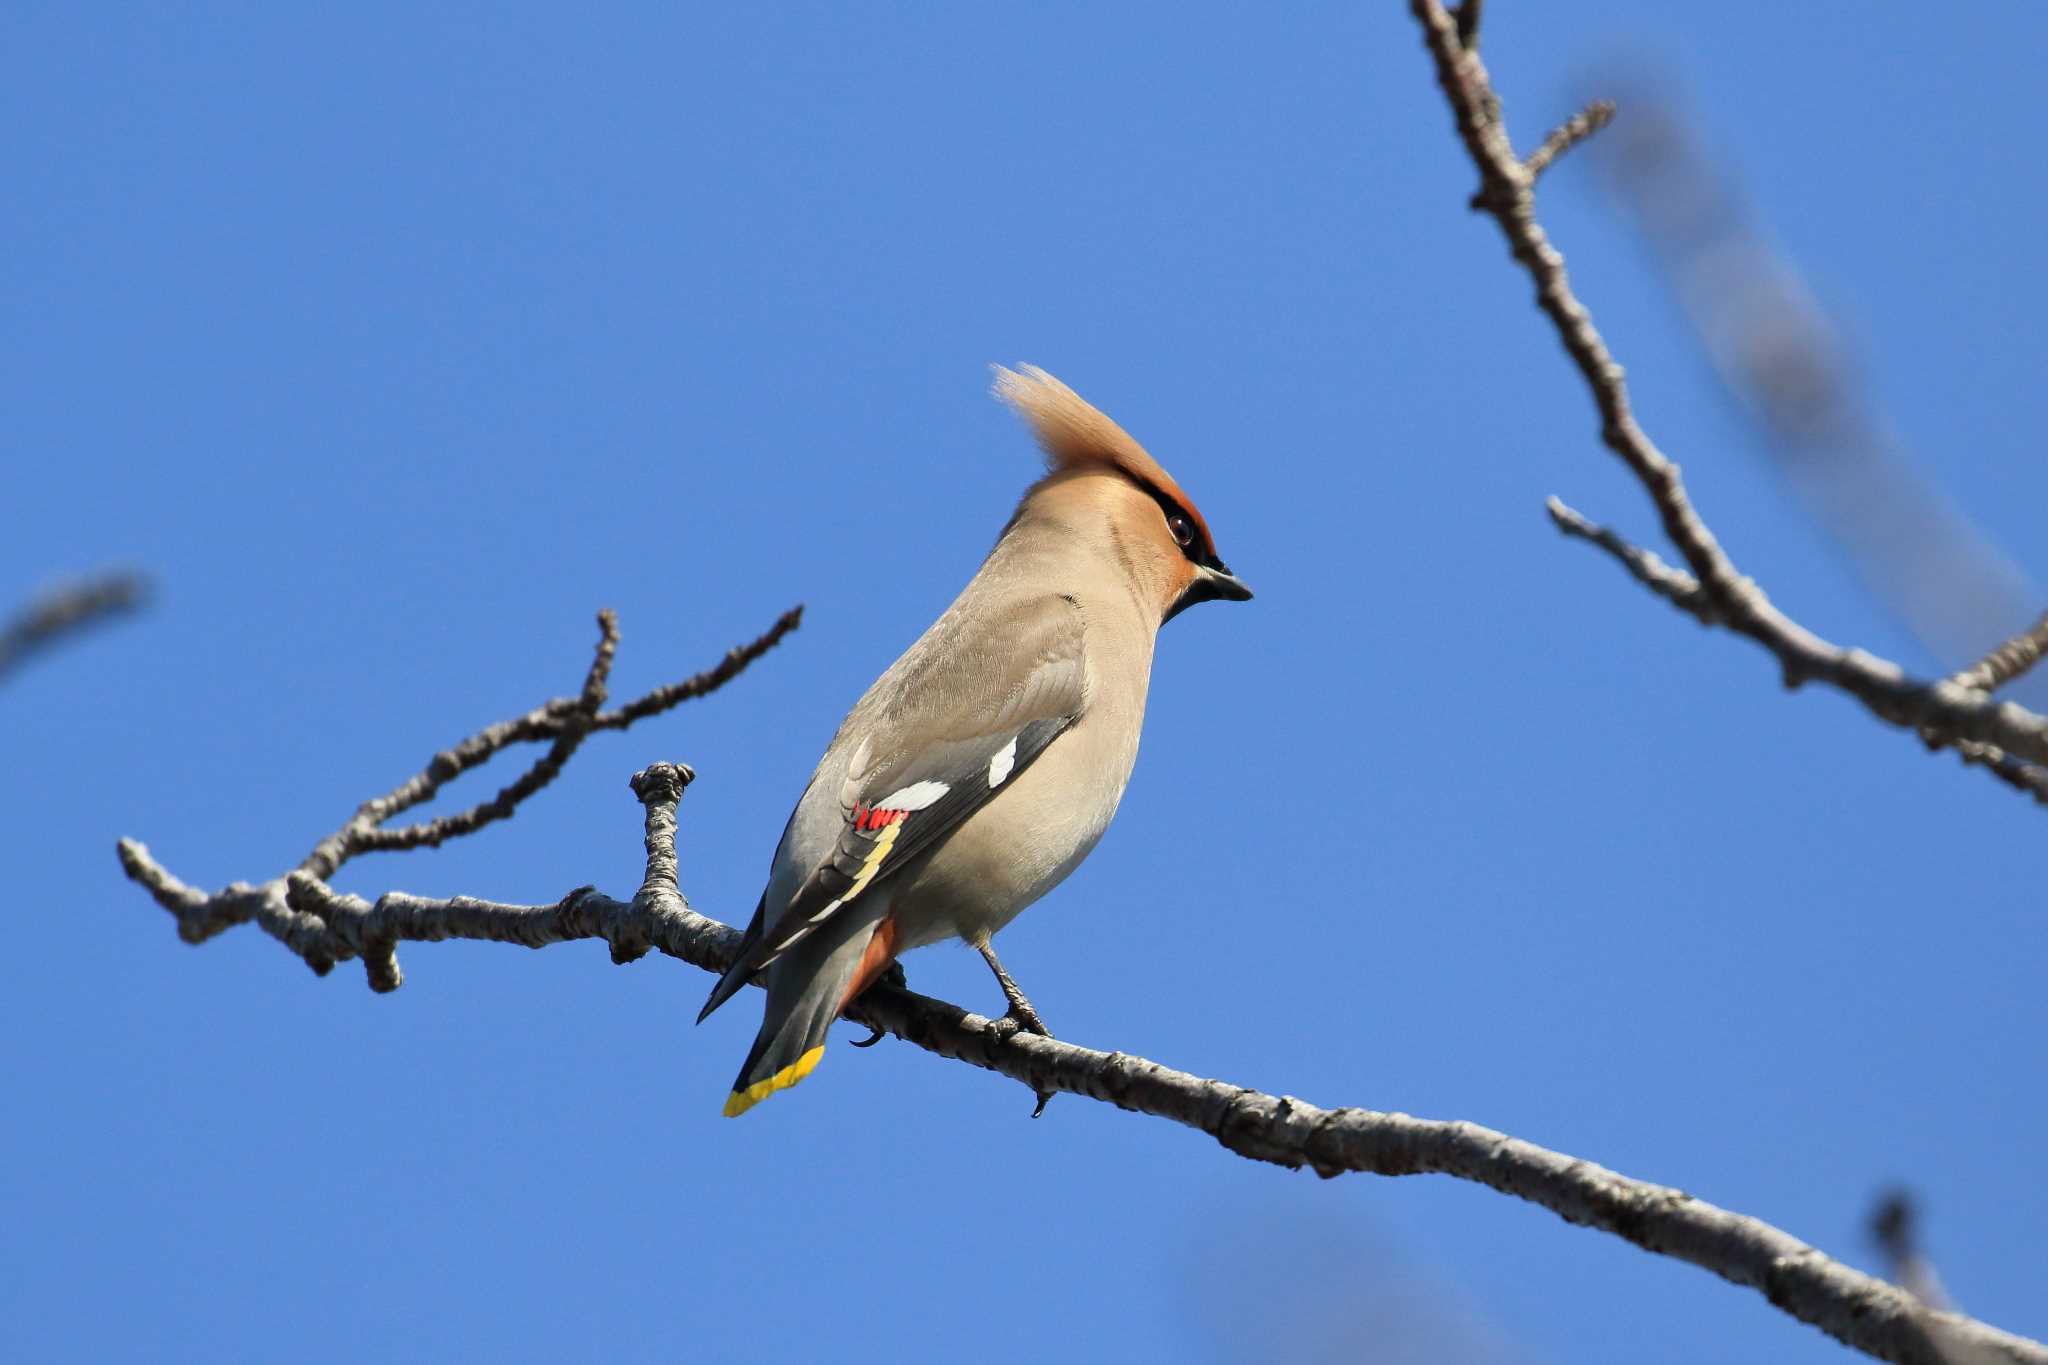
<box><xmin>992</xmin><ymin>364</ymin><xmax>1214</xmax><ymax>546</ymax></box>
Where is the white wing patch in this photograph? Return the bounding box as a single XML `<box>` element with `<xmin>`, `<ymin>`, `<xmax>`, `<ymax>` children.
<box><xmin>988</xmin><ymin>736</ymin><xmax>1018</xmax><ymax>788</ymax></box>
<box><xmin>878</xmin><ymin>779</ymin><xmax>949</xmax><ymax>811</ymax></box>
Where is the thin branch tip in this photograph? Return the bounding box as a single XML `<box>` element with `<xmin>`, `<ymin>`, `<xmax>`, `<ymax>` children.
<box><xmin>1949</xmin><ymin>610</ymin><xmax>2048</xmax><ymax>695</ymax></box>
<box><xmin>582</xmin><ymin>608</ymin><xmax>622</xmax><ymax>705</ymax></box>
<box><xmin>1545</xmin><ymin>498</ymin><xmax>1712</xmax><ymax>622</ymax></box>
<box><xmin>288</xmin><ymin>605</ymin><xmax>796</xmax><ymax>879</ymax></box>
<box><xmin>1525</xmin><ymin>99</ymin><xmax>1617</xmax><ymax>180</ymax></box>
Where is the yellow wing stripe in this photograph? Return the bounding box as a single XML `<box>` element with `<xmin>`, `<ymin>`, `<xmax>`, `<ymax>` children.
<box><xmin>843</xmin><ymin>821</ymin><xmax>902</xmax><ymax>903</ymax></box>
<box><xmin>722</xmin><ymin>1044</ymin><xmax>826</xmax><ymax>1118</ymax></box>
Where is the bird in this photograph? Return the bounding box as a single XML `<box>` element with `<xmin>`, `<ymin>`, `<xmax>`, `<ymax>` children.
<box><xmin>699</xmin><ymin>364</ymin><xmax>1252</xmax><ymax>1116</ymax></box>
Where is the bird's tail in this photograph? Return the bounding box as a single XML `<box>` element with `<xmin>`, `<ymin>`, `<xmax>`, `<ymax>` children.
<box><xmin>722</xmin><ymin>908</ymin><xmax>900</xmax><ymax>1118</ymax></box>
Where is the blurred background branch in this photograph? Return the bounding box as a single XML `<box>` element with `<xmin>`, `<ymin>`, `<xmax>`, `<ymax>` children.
<box><xmin>1592</xmin><ymin>83</ymin><xmax>2045</xmax><ymax>704</ymax></box>
<box><xmin>0</xmin><ymin>571</ymin><xmax>149</xmax><ymax>683</ymax></box>
<box><xmin>1872</xmin><ymin>1189</ymin><xmax>1955</xmax><ymax>1314</ymax></box>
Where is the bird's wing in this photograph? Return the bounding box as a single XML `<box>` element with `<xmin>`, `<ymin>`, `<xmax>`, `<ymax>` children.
<box><xmin>697</xmin><ymin>594</ymin><xmax>1086</xmax><ymax>1020</ymax></box>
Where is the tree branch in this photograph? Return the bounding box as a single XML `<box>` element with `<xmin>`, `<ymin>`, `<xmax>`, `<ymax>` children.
<box><xmin>1408</xmin><ymin>0</ymin><xmax>2048</xmax><ymax>807</ymax></box>
<box><xmin>1548</xmin><ymin>498</ymin><xmax>2048</xmax><ymax>804</ymax></box>
<box><xmin>1545</xmin><ymin>496</ymin><xmax>1710</xmax><ymax>623</ymax></box>
<box><xmin>0</xmin><ymin>571</ymin><xmax>149</xmax><ymax>681</ymax></box>
<box><xmin>118</xmin><ymin>741</ymin><xmax>2047</xmax><ymax>1365</ymax></box>
<box><xmin>121</xmin><ymin>606</ymin><xmax>799</xmax><ymax>985</ymax></box>
<box><xmin>296</xmin><ymin>605</ymin><xmax>802</xmax><ymax>883</ymax></box>
<box><xmin>1405</xmin><ymin>2</ymin><xmax>2045</xmax><ymax>1352</ymax></box>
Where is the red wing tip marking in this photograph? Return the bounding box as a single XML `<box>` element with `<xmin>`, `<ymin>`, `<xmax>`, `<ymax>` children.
<box><xmin>853</xmin><ymin>805</ymin><xmax>909</xmax><ymax>832</ymax></box>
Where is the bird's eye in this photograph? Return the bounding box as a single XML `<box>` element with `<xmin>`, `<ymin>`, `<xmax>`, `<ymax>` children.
<box><xmin>1166</xmin><ymin>512</ymin><xmax>1195</xmax><ymax>549</ymax></box>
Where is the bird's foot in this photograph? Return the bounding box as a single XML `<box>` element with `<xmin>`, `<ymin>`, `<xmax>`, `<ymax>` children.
<box><xmin>973</xmin><ymin>939</ymin><xmax>1058</xmax><ymax>1116</ymax></box>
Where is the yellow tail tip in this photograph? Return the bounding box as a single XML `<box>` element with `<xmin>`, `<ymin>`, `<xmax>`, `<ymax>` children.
<box><xmin>721</xmin><ymin>1044</ymin><xmax>826</xmax><ymax>1118</ymax></box>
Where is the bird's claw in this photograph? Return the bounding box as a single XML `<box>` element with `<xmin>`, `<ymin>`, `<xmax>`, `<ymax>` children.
<box><xmin>849</xmin><ymin>1021</ymin><xmax>886</xmax><ymax>1048</ymax></box>
<box><xmin>991</xmin><ymin>1004</ymin><xmax>1056</xmax><ymax>1116</ymax></box>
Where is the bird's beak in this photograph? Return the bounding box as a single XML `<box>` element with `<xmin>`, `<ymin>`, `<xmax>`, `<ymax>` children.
<box><xmin>1164</xmin><ymin>561</ymin><xmax>1255</xmax><ymax>623</ymax></box>
<box><xmin>1200</xmin><ymin>562</ymin><xmax>1255</xmax><ymax>603</ymax></box>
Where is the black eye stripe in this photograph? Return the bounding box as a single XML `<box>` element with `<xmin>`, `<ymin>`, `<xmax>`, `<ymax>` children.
<box><xmin>1126</xmin><ymin>471</ymin><xmax>1211</xmax><ymax>563</ymax></box>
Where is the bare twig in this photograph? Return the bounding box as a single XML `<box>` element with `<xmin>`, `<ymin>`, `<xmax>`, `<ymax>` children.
<box><xmin>1546</xmin><ymin>497</ymin><xmax>1710</xmax><ymax>622</ymax></box>
<box><xmin>1523</xmin><ymin>99</ymin><xmax>1614</xmax><ymax>181</ymax></box>
<box><xmin>1549</xmin><ymin>504</ymin><xmax>2048</xmax><ymax>804</ymax></box>
<box><xmin>1945</xmin><ymin>739</ymin><xmax>2048</xmax><ymax>803</ymax></box>
<box><xmin>1409</xmin><ymin>0</ymin><xmax>2048</xmax><ymax>807</ymax></box>
<box><xmin>589</xmin><ymin>607</ymin><xmax>804</xmax><ymax>730</ymax></box>
<box><xmin>343</xmin><ymin>609</ymin><xmax>622</xmax><ymax>864</ymax></box>
<box><xmin>298</xmin><ymin>605</ymin><xmax>801</xmax><ymax>881</ymax></box>
<box><xmin>123</xmin><ymin>606</ymin><xmax>799</xmax><ymax>987</ymax></box>
<box><xmin>0</xmin><ymin>571</ymin><xmax>149</xmax><ymax>681</ymax></box>
<box><xmin>1935</xmin><ymin>611</ymin><xmax>2048</xmax><ymax>801</ymax></box>
<box><xmin>1951</xmin><ymin>611</ymin><xmax>2048</xmax><ymax>695</ymax></box>
<box><xmin>1552</xmin><ymin>502</ymin><xmax>2048</xmax><ymax>801</ymax></box>
<box><xmin>117</xmin><ymin>757</ymin><xmax>2046</xmax><ymax>1365</ymax></box>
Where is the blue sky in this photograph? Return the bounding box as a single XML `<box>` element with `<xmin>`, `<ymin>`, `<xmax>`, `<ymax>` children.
<box><xmin>7</xmin><ymin>4</ymin><xmax>2045</xmax><ymax>1362</ymax></box>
